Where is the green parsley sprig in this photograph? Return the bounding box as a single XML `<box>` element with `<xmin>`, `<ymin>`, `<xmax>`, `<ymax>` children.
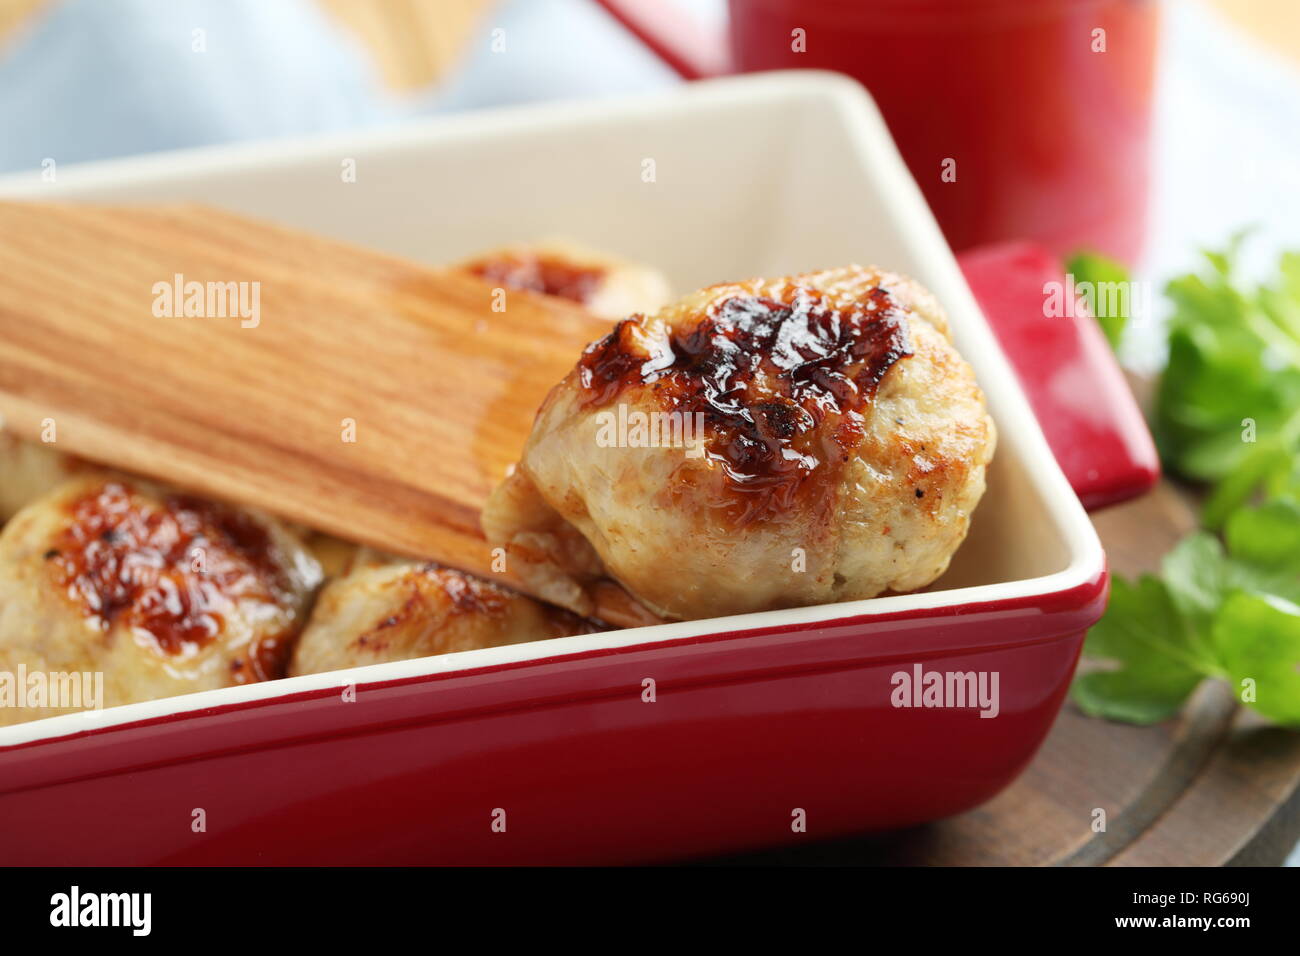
<box><xmin>1068</xmin><ymin>240</ymin><xmax>1300</xmax><ymax>725</ymax></box>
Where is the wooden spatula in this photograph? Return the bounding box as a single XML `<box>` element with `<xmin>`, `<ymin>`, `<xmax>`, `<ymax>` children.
<box><xmin>0</xmin><ymin>201</ymin><xmax>660</xmax><ymax>627</ymax></box>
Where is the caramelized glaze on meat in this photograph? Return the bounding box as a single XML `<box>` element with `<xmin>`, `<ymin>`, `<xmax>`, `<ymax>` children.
<box><xmin>577</xmin><ymin>285</ymin><xmax>912</xmax><ymax>523</ymax></box>
<box><xmin>457</xmin><ymin>240</ymin><xmax>673</xmax><ymax>321</ymax></box>
<box><xmin>482</xmin><ymin>265</ymin><xmax>996</xmax><ymax>621</ymax></box>
<box><xmin>290</xmin><ymin>550</ymin><xmax>599</xmax><ymax>675</ymax></box>
<box><xmin>0</xmin><ymin>475</ymin><xmax>321</xmax><ymax>724</ymax></box>
<box><xmin>46</xmin><ymin>481</ymin><xmax>303</xmax><ymax>681</ymax></box>
<box><xmin>467</xmin><ymin>253</ymin><xmax>607</xmax><ymax>305</ymax></box>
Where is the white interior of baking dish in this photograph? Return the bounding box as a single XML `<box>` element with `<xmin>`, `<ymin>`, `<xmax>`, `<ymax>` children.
<box><xmin>0</xmin><ymin>71</ymin><xmax>1102</xmax><ymax>745</ymax></box>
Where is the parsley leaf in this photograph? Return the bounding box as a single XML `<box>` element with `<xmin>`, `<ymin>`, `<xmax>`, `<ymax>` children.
<box><xmin>1065</xmin><ymin>251</ymin><xmax>1131</xmax><ymax>349</ymax></box>
<box><xmin>1224</xmin><ymin>498</ymin><xmax>1300</xmax><ymax>578</ymax></box>
<box><xmin>1073</xmin><ymin>576</ymin><xmax>1206</xmax><ymax>723</ymax></box>
<box><xmin>1213</xmin><ymin>592</ymin><xmax>1300</xmax><ymax>725</ymax></box>
<box><xmin>1075</xmin><ymin>515</ymin><xmax>1300</xmax><ymax>725</ymax></box>
<box><xmin>1071</xmin><ymin>238</ymin><xmax>1300</xmax><ymax>727</ymax></box>
<box><xmin>1154</xmin><ymin>240</ymin><xmax>1300</xmax><ymax>521</ymax></box>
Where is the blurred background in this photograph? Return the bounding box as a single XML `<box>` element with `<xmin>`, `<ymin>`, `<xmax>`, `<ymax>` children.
<box><xmin>0</xmin><ymin>0</ymin><xmax>1297</xmax><ymax>365</ymax></box>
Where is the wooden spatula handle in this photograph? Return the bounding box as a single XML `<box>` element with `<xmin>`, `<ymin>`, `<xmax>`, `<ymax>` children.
<box><xmin>0</xmin><ymin>201</ymin><xmax>660</xmax><ymax>628</ymax></box>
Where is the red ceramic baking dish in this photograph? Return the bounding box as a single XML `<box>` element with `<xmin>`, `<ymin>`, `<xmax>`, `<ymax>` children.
<box><xmin>0</xmin><ymin>73</ymin><xmax>1157</xmax><ymax>864</ymax></box>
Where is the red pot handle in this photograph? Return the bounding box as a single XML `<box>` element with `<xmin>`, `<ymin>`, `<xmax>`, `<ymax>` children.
<box><xmin>957</xmin><ymin>242</ymin><xmax>1159</xmax><ymax>511</ymax></box>
<box><xmin>592</xmin><ymin>0</ymin><xmax>729</xmax><ymax>79</ymax></box>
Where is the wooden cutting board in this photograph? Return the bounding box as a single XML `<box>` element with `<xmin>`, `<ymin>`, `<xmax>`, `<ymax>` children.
<box><xmin>708</xmin><ymin>479</ymin><xmax>1300</xmax><ymax>866</ymax></box>
<box><xmin>0</xmin><ymin>201</ymin><xmax>659</xmax><ymax>626</ymax></box>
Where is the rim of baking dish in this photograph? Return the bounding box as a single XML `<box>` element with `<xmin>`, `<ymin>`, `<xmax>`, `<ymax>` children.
<box><xmin>0</xmin><ymin>72</ymin><xmax>1106</xmax><ymax>748</ymax></box>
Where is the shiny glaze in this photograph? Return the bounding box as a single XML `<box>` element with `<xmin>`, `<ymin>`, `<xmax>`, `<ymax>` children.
<box><xmin>46</xmin><ymin>481</ymin><xmax>297</xmax><ymax>681</ymax></box>
<box><xmin>466</xmin><ymin>253</ymin><xmax>606</xmax><ymax>304</ymax></box>
<box><xmin>363</xmin><ymin>564</ymin><xmax>599</xmax><ymax>643</ymax></box>
<box><xmin>434</xmin><ymin>565</ymin><xmax>510</xmax><ymax>615</ymax></box>
<box><xmin>576</xmin><ymin>285</ymin><xmax>911</xmax><ymax>523</ymax></box>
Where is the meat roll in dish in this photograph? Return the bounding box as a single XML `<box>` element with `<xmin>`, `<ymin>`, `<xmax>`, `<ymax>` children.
<box><xmin>459</xmin><ymin>240</ymin><xmax>672</xmax><ymax>321</ymax></box>
<box><xmin>482</xmin><ymin>265</ymin><xmax>996</xmax><ymax>621</ymax></box>
<box><xmin>289</xmin><ymin>549</ymin><xmax>600</xmax><ymax>676</ymax></box>
<box><xmin>0</xmin><ymin>475</ymin><xmax>321</xmax><ymax>725</ymax></box>
<box><xmin>0</xmin><ymin>432</ymin><xmax>93</xmax><ymax>523</ymax></box>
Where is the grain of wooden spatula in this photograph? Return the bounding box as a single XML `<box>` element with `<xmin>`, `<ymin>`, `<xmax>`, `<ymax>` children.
<box><xmin>0</xmin><ymin>201</ymin><xmax>660</xmax><ymax>627</ymax></box>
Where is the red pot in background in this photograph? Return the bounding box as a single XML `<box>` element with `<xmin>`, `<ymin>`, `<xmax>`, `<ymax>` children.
<box><xmin>596</xmin><ymin>0</ymin><xmax>1159</xmax><ymax>264</ymax></box>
